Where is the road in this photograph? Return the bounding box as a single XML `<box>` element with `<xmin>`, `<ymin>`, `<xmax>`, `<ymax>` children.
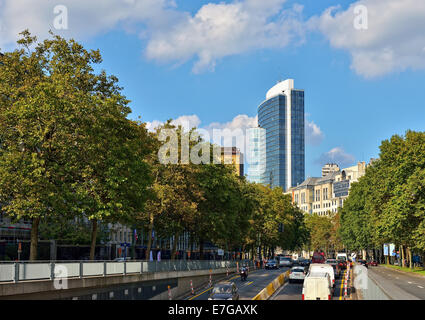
<box><xmin>186</xmin><ymin>267</ymin><xmax>289</xmax><ymax>300</ymax></box>
<box><xmin>270</xmin><ymin>270</ymin><xmax>347</xmax><ymax>300</ymax></box>
<box><xmin>366</xmin><ymin>266</ymin><xmax>425</xmax><ymax>300</ymax></box>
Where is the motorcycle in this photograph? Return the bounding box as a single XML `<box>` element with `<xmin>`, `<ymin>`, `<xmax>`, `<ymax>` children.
<box><xmin>240</xmin><ymin>268</ymin><xmax>248</xmax><ymax>281</ymax></box>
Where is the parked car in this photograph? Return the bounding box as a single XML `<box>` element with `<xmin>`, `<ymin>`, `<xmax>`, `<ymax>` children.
<box><xmin>208</xmin><ymin>282</ymin><xmax>239</xmax><ymax>300</ymax></box>
<box><xmin>308</xmin><ymin>263</ymin><xmax>335</xmax><ymax>289</ymax></box>
<box><xmin>368</xmin><ymin>260</ymin><xmax>378</xmax><ymax>267</ymax></box>
<box><xmin>279</xmin><ymin>256</ymin><xmax>293</xmax><ymax>268</ymax></box>
<box><xmin>289</xmin><ymin>266</ymin><xmax>306</xmax><ymax>283</ymax></box>
<box><xmin>265</xmin><ymin>259</ymin><xmax>278</xmax><ymax>270</ymax></box>
<box><xmin>302</xmin><ymin>272</ymin><xmax>332</xmax><ymax>300</ymax></box>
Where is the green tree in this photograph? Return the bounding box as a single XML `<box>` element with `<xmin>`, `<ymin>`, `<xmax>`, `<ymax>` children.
<box><xmin>0</xmin><ymin>31</ymin><xmax>153</xmax><ymax>260</ymax></box>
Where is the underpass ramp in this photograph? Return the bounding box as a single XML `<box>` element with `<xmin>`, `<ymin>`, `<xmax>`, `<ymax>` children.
<box><xmin>252</xmin><ymin>270</ymin><xmax>290</xmax><ymax>300</ymax></box>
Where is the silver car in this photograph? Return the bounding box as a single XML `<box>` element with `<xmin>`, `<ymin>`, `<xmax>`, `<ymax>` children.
<box><xmin>279</xmin><ymin>257</ymin><xmax>293</xmax><ymax>268</ymax></box>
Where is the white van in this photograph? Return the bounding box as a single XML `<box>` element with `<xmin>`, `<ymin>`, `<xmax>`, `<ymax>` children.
<box><xmin>336</xmin><ymin>253</ymin><xmax>348</xmax><ymax>262</ymax></box>
<box><xmin>308</xmin><ymin>263</ymin><xmax>335</xmax><ymax>288</ymax></box>
<box><xmin>302</xmin><ymin>273</ymin><xmax>332</xmax><ymax>300</ymax></box>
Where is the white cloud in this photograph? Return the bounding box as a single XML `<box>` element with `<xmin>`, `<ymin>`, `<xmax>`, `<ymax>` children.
<box><xmin>0</xmin><ymin>0</ymin><xmax>180</xmax><ymax>48</ymax></box>
<box><xmin>205</xmin><ymin>114</ymin><xmax>258</xmax><ymax>132</ymax></box>
<box><xmin>145</xmin><ymin>114</ymin><xmax>201</xmax><ymax>132</ymax></box>
<box><xmin>146</xmin><ymin>0</ymin><xmax>306</xmax><ymax>73</ymax></box>
<box><xmin>305</xmin><ymin>118</ymin><xmax>324</xmax><ymax>146</ymax></box>
<box><xmin>313</xmin><ymin>0</ymin><xmax>425</xmax><ymax>78</ymax></box>
<box><xmin>315</xmin><ymin>147</ymin><xmax>355</xmax><ymax>168</ymax></box>
<box><xmin>0</xmin><ymin>0</ymin><xmax>306</xmax><ymax>73</ymax></box>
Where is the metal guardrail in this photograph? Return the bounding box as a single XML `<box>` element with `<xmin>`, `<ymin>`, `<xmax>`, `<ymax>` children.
<box><xmin>0</xmin><ymin>260</ymin><xmax>253</xmax><ymax>283</ymax></box>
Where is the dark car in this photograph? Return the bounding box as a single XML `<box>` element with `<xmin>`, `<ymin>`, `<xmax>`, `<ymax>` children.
<box><xmin>337</xmin><ymin>259</ymin><xmax>347</xmax><ymax>270</ymax></box>
<box><xmin>265</xmin><ymin>259</ymin><xmax>278</xmax><ymax>270</ymax></box>
<box><xmin>208</xmin><ymin>282</ymin><xmax>239</xmax><ymax>300</ymax></box>
<box><xmin>299</xmin><ymin>259</ymin><xmax>311</xmax><ymax>267</ymax></box>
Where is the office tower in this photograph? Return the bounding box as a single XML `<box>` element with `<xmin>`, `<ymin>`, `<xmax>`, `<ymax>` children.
<box><xmin>257</xmin><ymin>79</ymin><xmax>305</xmax><ymax>190</ymax></box>
<box><xmin>247</xmin><ymin>127</ymin><xmax>266</xmax><ymax>183</ymax></box>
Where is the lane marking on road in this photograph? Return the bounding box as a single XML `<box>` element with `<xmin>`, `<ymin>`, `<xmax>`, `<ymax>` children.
<box><xmin>418</xmin><ymin>286</ymin><xmax>424</xmax><ymax>289</ymax></box>
<box><xmin>408</xmin><ymin>281</ymin><xmax>413</xmax><ymax>284</ymax></box>
<box><xmin>247</xmin><ymin>281</ymin><xmax>253</xmax><ymax>286</ymax></box>
<box><xmin>188</xmin><ymin>287</ymin><xmax>213</xmax><ymax>300</ymax></box>
<box><xmin>339</xmin><ymin>271</ymin><xmax>346</xmax><ymax>300</ymax></box>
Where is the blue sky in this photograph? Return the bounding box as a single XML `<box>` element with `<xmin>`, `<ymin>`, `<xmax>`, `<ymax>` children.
<box><xmin>1</xmin><ymin>0</ymin><xmax>424</xmax><ymax>178</ymax></box>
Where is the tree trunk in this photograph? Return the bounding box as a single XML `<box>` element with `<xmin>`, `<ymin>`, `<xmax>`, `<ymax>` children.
<box><xmin>29</xmin><ymin>216</ymin><xmax>41</xmax><ymax>261</ymax></box>
<box><xmin>171</xmin><ymin>232</ymin><xmax>180</xmax><ymax>260</ymax></box>
<box><xmin>401</xmin><ymin>245</ymin><xmax>405</xmax><ymax>268</ymax></box>
<box><xmin>145</xmin><ymin>213</ymin><xmax>154</xmax><ymax>261</ymax></box>
<box><xmin>408</xmin><ymin>247</ymin><xmax>413</xmax><ymax>269</ymax></box>
<box><xmin>89</xmin><ymin>219</ymin><xmax>98</xmax><ymax>261</ymax></box>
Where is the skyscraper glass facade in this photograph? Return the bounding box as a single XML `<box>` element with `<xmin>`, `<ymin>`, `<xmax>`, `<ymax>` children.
<box><xmin>291</xmin><ymin>90</ymin><xmax>305</xmax><ymax>188</ymax></box>
<box><xmin>257</xmin><ymin>80</ymin><xmax>305</xmax><ymax>191</ymax></box>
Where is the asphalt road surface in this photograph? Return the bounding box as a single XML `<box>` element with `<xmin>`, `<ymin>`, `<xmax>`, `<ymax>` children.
<box><xmin>270</xmin><ymin>270</ymin><xmax>347</xmax><ymax>300</ymax></box>
<box><xmin>186</xmin><ymin>267</ymin><xmax>289</xmax><ymax>300</ymax></box>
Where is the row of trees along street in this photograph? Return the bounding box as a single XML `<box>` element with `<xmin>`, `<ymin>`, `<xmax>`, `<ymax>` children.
<box><xmin>0</xmin><ymin>31</ymin><xmax>309</xmax><ymax>261</ymax></box>
<box><xmin>339</xmin><ymin>131</ymin><xmax>425</xmax><ymax>268</ymax></box>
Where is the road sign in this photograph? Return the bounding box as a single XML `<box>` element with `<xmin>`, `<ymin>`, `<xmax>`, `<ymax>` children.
<box><xmin>217</xmin><ymin>249</ymin><xmax>224</xmax><ymax>256</ymax></box>
<box><xmin>389</xmin><ymin>244</ymin><xmax>396</xmax><ymax>256</ymax></box>
<box><xmin>383</xmin><ymin>244</ymin><xmax>389</xmax><ymax>256</ymax></box>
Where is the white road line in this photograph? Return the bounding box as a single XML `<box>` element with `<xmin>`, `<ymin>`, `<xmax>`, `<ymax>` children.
<box><xmin>408</xmin><ymin>281</ymin><xmax>413</xmax><ymax>284</ymax></box>
<box><xmin>418</xmin><ymin>286</ymin><xmax>424</xmax><ymax>289</ymax></box>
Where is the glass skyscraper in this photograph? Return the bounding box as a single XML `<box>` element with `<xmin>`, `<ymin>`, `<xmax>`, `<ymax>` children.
<box><xmin>247</xmin><ymin>127</ymin><xmax>266</xmax><ymax>183</ymax></box>
<box><xmin>257</xmin><ymin>79</ymin><xmax>305</xmax><ymax>191</ymax></box>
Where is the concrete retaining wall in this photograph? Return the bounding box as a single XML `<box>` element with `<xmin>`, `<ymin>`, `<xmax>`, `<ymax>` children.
<box><xmin>0</xmin><ymin>267</ymin><xmax>237</xmax><ymax>300</ymax></box>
